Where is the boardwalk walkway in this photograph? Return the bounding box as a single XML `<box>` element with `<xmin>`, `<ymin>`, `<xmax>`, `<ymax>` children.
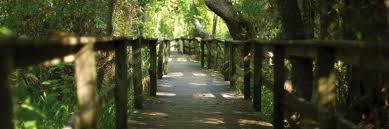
<box><xmin>128</xmin><ymin>52</ymin><xmax>272</xmax><ymax>129</ymax></box>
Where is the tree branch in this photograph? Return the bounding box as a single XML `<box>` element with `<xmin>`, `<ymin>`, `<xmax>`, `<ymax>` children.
<box><xmin>204</xmin><ymin>0</ymin><xmax>253</xmax><ymax>39</ymax></box>
<box><xmin>193</xmin><ymin>18</ymin><xmax>212</xmax><ymax>39</ymax></box>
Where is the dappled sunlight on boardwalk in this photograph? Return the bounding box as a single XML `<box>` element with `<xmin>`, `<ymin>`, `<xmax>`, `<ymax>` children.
<box><xmin>128</xmin><ymin>52</ymin><xmax>272</xmax><ymax>129</ymax></box>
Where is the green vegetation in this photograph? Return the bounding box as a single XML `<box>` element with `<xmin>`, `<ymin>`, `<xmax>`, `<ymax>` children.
<box><xmin>2</xmin><ymin>0</ymin><xmax>388</xmax><ymax>128</ymax></box>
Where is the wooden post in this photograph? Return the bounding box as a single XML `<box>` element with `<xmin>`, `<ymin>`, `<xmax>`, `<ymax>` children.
<box><xmin>158</xmin><ymin>41</ymin><xmax>164</xmax><ymax>79</ymax></box>
<box><xmin>315</xmin><ymin>47</ymin><xmax>336</xmax><ymax>129</ymax></box>
<box><xmin>253</xmin><ymin>43</ymin><xmax>263</xmax><ymax>111</ymax></box>
<box><xmin>200</xmin><ymin>41</ymin><xmax>205</xmax><ymax>68</ymax></box>
<box><xmin>230</xmin><ymin>44</ymin><xmax>236</xmax><ymax>88</ymax></box>
<box><xmin>133</xmin><ymin>39</ymin><xmax>143</xmax><ymax>109</ymax></box>
<box><xmin>163</xmin><ymin>41</ymin><xmax>168</xmax><ymax>75</ymax></box>
<box><xmin>290</xmin><ymin>57</ymin><xmax>313</xmax><ymax>100</ymax></box>
<box><xmin>207</xmin><ymin>41</ymin><xmax>212</xmax><ymax>69</ymax></box>
<box><xmin>243</xmin><ymin>43</ymin><xmax>251</xmax><ymax>100</ymax></box>
<box><xmin>114</xmin><ymin>40</ymin><xmax>129</xmax><ymax>129</ymax></box>
<box><xmin>0</xmin><ymin>48</ymin><xmax>14</xmax><ymax>129</ymax></box>
<box><xmin>75</xmin><ymin>44</ymin><xmax>98</xmax><ymax>129</ymax></box>
<box><xmin>149</xmin><ymin>40</ymin><xmax>157</xmax><ymax>96</ymax></box>
<box><xmin>180</xmin><ymin>39</ymin><xmax>183</xmax><ymax>54</ymax></box>
<box><xmin>187</xmin><ymin>39</ymin><xmax>194</xmax><ymax>55</ymax></box>
<box><xmin>167</xmin><ymin>41</ymin><xmax>171</xmax><ymax>56</ymax></box>
<box><xmin>273</xmin><ymin>46</ymin><xmax>285</xmax><ymax>129</ymax></box>
<box><xmin>213</xmin><ymin>40</ymin><xmax>218</xmax><ymax>70</ymax></box>
<box><xmin>182</xmin><ymin>39</ymin><xmax>186</xmax><ymax>54</ymax></box>
<box><xmin>224</xmin><ymin>41</ymin><xmax>230</xmax><ymax>81</ymax></box>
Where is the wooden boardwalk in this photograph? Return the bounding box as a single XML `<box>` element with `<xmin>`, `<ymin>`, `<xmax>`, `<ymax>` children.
<box><xmin>128</xmin><ymin>52</ymin><xmax>272</xmax><ymax>129</ymax></box>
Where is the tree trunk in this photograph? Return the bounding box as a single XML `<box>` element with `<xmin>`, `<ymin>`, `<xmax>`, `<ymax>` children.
<box><xmin>212</xmin><ymin>14</ymin><xmax>218</xmax><ymax>38</ymax></box>
<box><xmin>204</xmin><ymin>0</ymin><xmax>254</xmax><ymax>39</ymax></box>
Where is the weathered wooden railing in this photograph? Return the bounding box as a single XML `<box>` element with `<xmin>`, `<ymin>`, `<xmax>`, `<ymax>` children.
<box><xmin>176</xmin><ymin>37</ymin><xmax>389</xmax><ymax>129</ymax></box>
<box><xmin>2</xmin><ymin>36</ymin><xmax>389</xmax><ymax>129</ymax></box>
<box><xmin>0</xmin><ymin>36</ymin><xmax>170</xmax><ymax>129</ymax></box>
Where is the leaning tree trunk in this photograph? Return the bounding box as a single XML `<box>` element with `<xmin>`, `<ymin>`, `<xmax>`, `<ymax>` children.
<box><xmin>204</xmin><ymin>0</ymin><xmax>255</xmax><ymax>40</ymax></box>
<box><xmin>204</xmin><ymin>0</ymin><xmax>255</xmax><ymax>100</ymax></box>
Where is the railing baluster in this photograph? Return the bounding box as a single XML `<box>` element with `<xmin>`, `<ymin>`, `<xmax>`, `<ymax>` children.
<box><xmin>0</xmin><ymin>48</ymin><xmax>14</xmax><ymax>129</ymax></box>
<box><xmin>158</xmin><ymin>41</ymin><xmax>164</xmax><ymax>79</ymax></box>
<box><xmin>253</xmin><ymin>43</ymin><xmax>263</xmax><ymax>111</ymax></box>
<box><xmin>149</xmin><ymin>40</ymin><xmax>157</xmax><ymax>96</ymax></box>
<box><xmin>273</xmin><ymin>46</ymin><xmax>285</xmax><ymax>129</ymax></box>
<box><xmin>75</xmin><ymin>44</ymin><xmax>98</xmax><ymax>129</ymax></box>
<box><xmin>230</xmin><ymin>43</ymin><xmax>236</xmax><ymax>88</ymax></box>
<box><xmin>315</xmin><ymin>47</ymin><xmax>336</xmax><ymax>129</ymax></box>
<box><xmin>213</xmin><ymin>40</ymin><xmax>218</xmax><ymax>70</ymax></box>
<box><xmin>223</xmin><ymin>41</ymin><xmax>230</xmax><ymax>81</ymax></box>
<box><xmin>114</xmin><ymin>40</ymin><xmax>129</xmax><ymax>129</ymax></box>
<box><xmin>207</xmin><ymin>41</ymin><xmax>212</xmax><ymax>69</ymax></box>
<box><xmin>163</xmin><ymin>41</ymin><xmax>168</xmax><ymax>75</ymax></box>
<box><xmin>133</xmin><ymin>39</ymin><xmax>143</xmax><ymax>109</ymax></box>
<box><xmin>243</xmin><ymin>43</ymin><xmax>251</xmax><ymax>100</ymax></box>
<box><xmin>200</xmin><ymin>40</ymin><xmax>205</xmax><ymax>68</ymax></box>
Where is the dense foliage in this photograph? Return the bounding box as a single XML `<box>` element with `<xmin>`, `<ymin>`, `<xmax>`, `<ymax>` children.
<box><xmin>2</xmin><ymin>0</ymin><xmax>388</xmax><ymax>128</ymax></box>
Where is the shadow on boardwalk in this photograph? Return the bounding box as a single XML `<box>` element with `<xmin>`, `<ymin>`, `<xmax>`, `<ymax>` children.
<box><xmin>128</xmin><ymin>52</ymin><xmax>273</xmax><ymax>129</ymax></box>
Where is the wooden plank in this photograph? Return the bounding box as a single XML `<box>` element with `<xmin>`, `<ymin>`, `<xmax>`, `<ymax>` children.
<box><xmin>149</xmin><ymin>40</ymin><xmax>157</xmax><ymax>96</ymax></box>
<box><xmin>158</xmin><ymin>41</ymin><xmax>164</xmax><ymax>79</ymax></box>
<box><xmin>273</xmin><ymin>46</ymin><xmax>285</xmax><ymax>129</ymax></box>
<box><xmin>74</xmin><ymin>44</ymin><xmax>98</xmax><ymax>129</ymax></box>
<box><xmin>0</xmin><ymin>48</ymin><xmax>14</xmax><ymax>129</ymax></box>
<box><xmin>315</xmin><ymin>47</ymin><xmax>336</xmax><ymax>129</ymax></box>
<box><xmin>200</xmin><ymin>41</ymin><xmax>205</xmax><ymax>68</ymax></box>
<box><xmin>114</xmin><ymin>40</ymin><xmax>129</xmax><ymax>129</ymax></box>
<box><xmin>253</xmin><ymin>43</ymin><xmax>263</xmax><ymax>111</ymax></box>
<box><xmin>132</xmin><ymin>39</ymin><xmax>143</xmax><ymax>109</ymax></box>
<box><xmin>243</xmin><ymin>43</ymin><xmax>251</xmax><ymax>100</ymax></box>
<box><xmin>224</xmin><ymin>41</ymin><xmax>230</xmax><ymax>81</ymax></box>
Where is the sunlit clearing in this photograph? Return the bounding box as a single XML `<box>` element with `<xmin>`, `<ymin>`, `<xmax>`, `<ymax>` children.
<box><xmin>64</xmin><ymin>55</ymin><xmax>75</xmax><ymax>62</ymax></box>
<box><xmin>238</xmin><ymin>119</ymin><xmax>273</xmax><ymax>127</ymax></box>
<box><xmin>192</xmin><ymin>72</ymin><xmax>207</xmax><ymax>77</ymax></box>
<box><xmin>284</xmin><ymin>80</ymin><xmax>293</xmax><ymax>93</ymax></box>
<box><xmin>194</xmin><ymin>118</ymin><xmax>225</xmax><ymax>125</ymax></box>
<box><xmin>63</xmin><ymin>36</ymin><xmax>77</xmax><ymax>45</ymax></box>
<box><xmin>176</xmin><ymin>57</ymin><xmax>188</xmax><ymax>62</ymax></box>
<box><xmin>80</xmin><ymin>37</ymin><xmax>96</xmax><ymax>44</ymax></box>
<box><xmin>193</xmin><ymin>93</ymin><xmax>215</xmax><ymax>98</ymax></box>
<box><xmin>188</xmin><ymin>82</ymin><xmax>207</xmax><ymax>86</ymax></box>
<box><xmin>159</xmin><ymin>84</ymin><xmax>174</xmax><ymax>87</ymax></box>
<box><xmin>166</xmin><ymin>72</ymin><xmax>184</xmax><ymax>77</ymax></box>
<box><xmin>43</xmin><ymin>58</ymin><xmax>61</xmax><ymax>66</ymax></box>
<box><xmin>220</xmin><ymin>93</ymin><xmax>243</xmax><ymax>99</ymax></box>
<box><xmin>318</xmin><ymin>74</ymin><xmax>336</xmax><ymax>105</ymax></box>
<box><xmin>141</xmin><ymin>112</ymin><xmax>169</xmax><ymax>117</ymax></box>
<box><xmin>212</xmin><ymin>80</ymin><xmax>227</xmax><ymax>86</ymax></box>
<box><xmin>168</xmin><ymin>57</ymin><xmax>173</xmax><ymax>61</ymax></box>
<box><xmin>157</xmin><ymin>92</ymin><xmax>176</xmax><ymax>97</ymax></box>
<box><xmin>63</xmin><ymin>126</ymin><xmax>72</xmax><ymax>129</ymax></box>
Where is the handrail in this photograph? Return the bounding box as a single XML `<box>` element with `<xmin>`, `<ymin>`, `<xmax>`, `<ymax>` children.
<box><xmin>1</xmin><ymin>35</ymin><xmax>387</xmax><ymax>129</ymax></box>
<box><xmin>0</xmin><ymin>36</ymin><xmax>165</xmax><ymax>129</ymax></box>
<box><xmin>177</xmin><ymin>37</ymin><xmax>387</xmax><ymax>129</ymax></box>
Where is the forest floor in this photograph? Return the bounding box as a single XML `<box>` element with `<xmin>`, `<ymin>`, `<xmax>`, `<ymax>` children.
<box><xmin>128</xmin><ymin>52</ymin><xmax>272</xmax><ymax>129</ymax></box>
